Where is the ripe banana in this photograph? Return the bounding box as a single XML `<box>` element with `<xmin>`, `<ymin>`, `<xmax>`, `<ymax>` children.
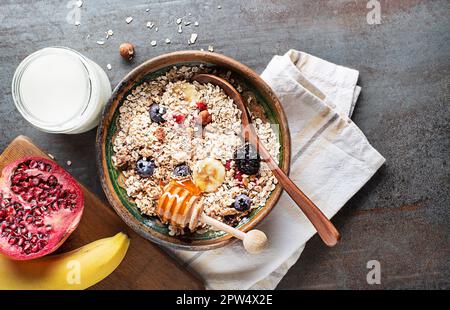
<box><xmin>192</xmin><ymin>158</ymin><xmax>226</xmax><ymax>192</ymax></box>
<box><xmin>0</xmin><ymin>232</ymin><xmax>130</xmax><ymax>290</ymax></box>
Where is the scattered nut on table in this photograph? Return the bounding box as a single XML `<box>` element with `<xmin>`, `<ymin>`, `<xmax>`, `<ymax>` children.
<box><xmin>119</xmin><ymin>43</ymin><xmax>135</xmax><ymax>60</ymax></box>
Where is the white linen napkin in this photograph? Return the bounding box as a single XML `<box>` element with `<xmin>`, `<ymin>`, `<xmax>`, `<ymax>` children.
<box><xmin>167</xmin><ymin>50</ymin><xmax>385</xmax><ymax>290</ymax></box>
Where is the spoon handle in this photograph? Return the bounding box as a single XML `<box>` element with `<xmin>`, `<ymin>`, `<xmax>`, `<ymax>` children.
<box><xmin>255</xmin><ymin>138</ymin><xmax>341</xmax><ymax>247</ymax></box>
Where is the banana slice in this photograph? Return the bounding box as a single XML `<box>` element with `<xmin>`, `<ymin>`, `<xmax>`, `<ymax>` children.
<box><xmin>192</xmin><ymin>158</ymin><xmax>226</xmax><ymax>192</ymax></box>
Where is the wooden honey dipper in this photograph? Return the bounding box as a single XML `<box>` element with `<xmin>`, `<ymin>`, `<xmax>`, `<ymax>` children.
<box><xmin>156</xmin><ymin>178</ymin><xmax>268</xmax><ymax>254</ymax></box>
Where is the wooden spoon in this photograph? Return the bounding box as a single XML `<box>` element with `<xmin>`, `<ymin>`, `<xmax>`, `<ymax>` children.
<box><xmin>192</xmin><ymin>74</ymin><xmax>341</xmax><ymax>247</ymax></box>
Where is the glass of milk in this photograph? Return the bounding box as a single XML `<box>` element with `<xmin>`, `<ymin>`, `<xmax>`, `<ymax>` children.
<box><xmin>12</xmin><ymin>47</ymin><xmax>112</xmax><ymax>134</ymax></box>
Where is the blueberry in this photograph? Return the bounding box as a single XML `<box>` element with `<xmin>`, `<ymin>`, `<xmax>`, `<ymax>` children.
<box><xmin>234</xmin><ymin>143</ymin><xmax>260</xmax><ymax>175</ymax></box>
<box><xmin>233</xmin><ymin>194</ymin><xmax>252</xmax><ymax>212</ymax></box>
<box><xmin>173</xmin><ymin>164</ymin><xmax>192</xmax><ymax>178</ymax></box>
<box><xmin>136</xmin><ymin>158</ymin><xmax>156</xmax><ymax>177</ymax></box>
<box><xmin>149</xmin><ymin>104</ymin><xmax>166</xmax><ymax>123</ymax></box>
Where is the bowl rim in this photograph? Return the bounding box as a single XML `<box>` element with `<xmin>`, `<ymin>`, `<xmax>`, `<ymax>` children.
<box><xmin>96</xmin><ymin>50</ymin><xmax>291</xmax><ymax>251</ymax></box>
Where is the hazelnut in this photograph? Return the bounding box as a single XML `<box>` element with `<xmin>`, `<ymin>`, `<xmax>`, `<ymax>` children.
<box><xmin>119</xmin><ymin>42</ymin><xmax>135</xmax><ymax>60</ymax></box>
<box><xmin>197</xmin><ymin>110</ymin><xmax>212</xmax><ymax>126</ymax></box>
<box><xmin>154</xmin><ymin>127</ymin><xmax>165</xmax><ymax>141</ymax></box>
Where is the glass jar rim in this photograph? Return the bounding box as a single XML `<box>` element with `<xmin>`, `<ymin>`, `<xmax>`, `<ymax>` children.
<box><xmin>11</xmin><ymin>46</ymin><xmax>93</xmax><ymax>133</ymax></box>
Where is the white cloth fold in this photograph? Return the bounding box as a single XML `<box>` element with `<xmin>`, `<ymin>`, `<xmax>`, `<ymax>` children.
<box><xmin>167</xmin><ymin>50</ymin><xmax>385</xmax><ymax>290</ymax></box>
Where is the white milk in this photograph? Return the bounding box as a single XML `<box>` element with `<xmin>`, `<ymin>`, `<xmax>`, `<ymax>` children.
<box><xmin>12</xmin><ymin>47</ymin><xmax>112</xmax><ymax>134</ymax></box>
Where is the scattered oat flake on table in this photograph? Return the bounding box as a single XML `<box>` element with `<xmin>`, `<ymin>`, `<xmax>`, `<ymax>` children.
<box><xmin>107</xmin><ymin>64</ymin><xmax>112</xmax><ymax>70</ymax></box>
<box><xmin>146</xmin><ymin>21</ymin><xmax>154</xmax><ymax>29</ymax></box>
<box><xmin>194</xmin><ymin>21</ymin><xmax>199</xmax><ymax>27</ymax></box>
<box><xmin>75</xmin><ymin>21</ymin><xmax>80</xmax><ymax>26</ymax></box>
<box><xmin>176</xmin><ymin>18</ymin><xmax>182</xmax><ymax>24</ymax></box>
<box><xmin>126</xmin><ymin>17</ymin><xmax>133</xmax><ymax>24</ymax></box>
<box><xmin>146</xmin><ymin>8</ymin><xmax>150</xmax><ymax>12</ymax></box>
<box><xmin>67</xmin><ymin>161</ymin><xmax>72</xmax><ymax>166</ymax></box>
<box><xmin>106</xmin><ymin>29</ymin><xmax>114</xmax><ymax>39</ymax></box>
<box><xmin>47</xmin><ymin>154</ymin><xmax>55</xmax><ymax>160</ymax></box>
<box><xmin>208</xmin><ymin>45</ymin><xmax>214</xmax><ymax>52</ymax></box>
<box><xmin>165</xmin><ymin>38</ymin><xmax>171</xmax><ymax>44</ymax></box>
<box><xmin>189</xmin><ymin>33</ymin><xmax>198</xmax><ymax>44</ymax></box>
<box><xmin>178</xmin><ymin>25</ymin><xmax>183</xmax><ymax>33</ymax></box>
<box><xmin>184</xmin><ymin>21</ymin><xmax>191</xmax><ymax>26</ymax></box>
<box><xmin>96</xmin><ymin>40</ymin><xmax>105</xmax><ymax>45</ymax></box>
<box><xmin>76</xmin><ymin>0</ymin><xmax>83</xmax><ymax>8</ymax></box>
<box><xmin>155</xmin><ymin>27</ymin><xmax>159</xmax><ymax>32</ymax></box>
<box><xmin>151</xmin><ymin>40</ymin><xmax>157</xmax><ymax>46</ymax></box>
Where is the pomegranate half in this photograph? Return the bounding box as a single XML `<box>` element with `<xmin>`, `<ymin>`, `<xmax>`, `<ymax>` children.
<box><xmin>0</xmin><ymin>157</ymin><xmax>84</xmax><ymax>260</ymax></box>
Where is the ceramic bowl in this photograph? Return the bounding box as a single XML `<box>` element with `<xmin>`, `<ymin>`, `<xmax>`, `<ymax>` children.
<box><xmin>96</xmin><ymin>51</ymin><xmax>290</xmax><ymax>250</ymax></box>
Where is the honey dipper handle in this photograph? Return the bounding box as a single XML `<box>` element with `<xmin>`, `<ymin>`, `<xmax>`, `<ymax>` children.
<box><xmin>200</xmin><ymin>214</ymin><xmax>268</xmax><ymax>254</ymax></box>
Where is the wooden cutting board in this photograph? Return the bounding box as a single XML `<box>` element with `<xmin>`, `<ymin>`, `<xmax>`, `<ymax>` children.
<box><xmin>0</xmin><ymin>136</ymin><xmax>204</xmax><ymax>290</ymax></box>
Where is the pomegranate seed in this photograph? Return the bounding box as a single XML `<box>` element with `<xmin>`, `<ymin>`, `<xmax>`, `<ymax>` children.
<box><xmin>47</xmin><ymin>175</ymin><xmax>58</xmax><ymax>187</ymax></box>
<box><xmin>33</xmin><ymin>187</ymin><xmax>43</xmax><ymax>196</ymax></box>
<box><xmin>26</xmin><ymin>216</ymin><xmax>34</xmax><ymax>223</ymax></box>
<box><xmin>225</xmin><ymin>160</ymin><xmax>232</xmax><ymax>171</ymax></box>
<box><xmin>31</xmin><ymin>244</ymin><xmax>40</xmax><ymax>253</ymax></box>
<box><xmin>9</xmin><ymin>224</ymin><xmax>17</xmax><ymax>231</ymax></box>
<box><xmin>45</xmin><ymin>225</ymin><xmax>52</xmax><ymax>232</ymax></box>
<box><xmin>173</xmin><ymin>114</ymin><xmax>186</xmax><ymax>124</ymax></box>
<box><xmin>35</xmin><ymin>220</ymin><xmax>44</xmax><ymax>227</ymax></box>
<box><xmin>59</xmin><ymin>201</ymin><xmax>67</xmax><ymax>209</ymax></box>
<box><xmin>0</xmin><ymin>209</ymin><xmax>5</xmax><ymax>218</ymax></box>
<box><xmin>21</xmin><ymin>228</ymin><xmax>28</xmax><ymax>235</ymax></box>
<box><xmin>8</xmin><ymin>237</ymin><xmax>17</xmax><ymax>245</ymax></box>
<box><xmin>23</xmin><ymin>243</ymin><xmax>31</xmax><ymax>252</ymax></box>
<box><xmin>30</xmin><ymin>235</ymin><xmax>38</xmax><ymax>244</ymax></box>
<box><xmin>38</xmin><ymin>162</ymin><xmax>46</xmax><ymax>171</ymax></box>
<box><xmin>51</xmin><ymin>203</ymin><xmax>59</xmax><ymax>211</ymax></box>
<box><xmin>29</xmin><ymin>160</ymin><xmax>38</xmax><ymax>169</ymax></box>
<box><xmin>30</xmin><ymin>177</ymin><xmax>40</xmax><ymax>187</ymax></box>
<box><xmin>17</xmin><ymin>237</ymin><xmax>24</xmax><ymax>246</ymax></box>
<box><xmin>33</xmin><ymin>208</ymin><xmax>42</xmax><ymax>216</ymax></box>
<box><xmin>196</xmin><ymin>101</ymin><xmax>208</xmax><ymax>111</ymax></box>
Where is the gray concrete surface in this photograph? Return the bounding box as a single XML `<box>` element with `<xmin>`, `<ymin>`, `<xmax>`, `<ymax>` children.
<box><xmin>0</xmin><ymin>0</ymin><xmax>449</xmax><ymax>289</ymax></box>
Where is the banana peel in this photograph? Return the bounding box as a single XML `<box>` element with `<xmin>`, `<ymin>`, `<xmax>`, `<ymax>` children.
<box><xmin>0</xmin><ymin>232</ymin><xmax>130</xmax><ymax>290</ymax></box>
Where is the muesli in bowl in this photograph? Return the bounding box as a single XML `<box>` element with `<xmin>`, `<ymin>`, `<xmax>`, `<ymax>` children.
<box><xmin>111</xmin><ymin>66</ymin><xmax>280</xmax><ymax>236</ymax></box>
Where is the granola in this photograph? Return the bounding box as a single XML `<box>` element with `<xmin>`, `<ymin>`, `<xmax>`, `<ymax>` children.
<box><xmin>112</xmin><ymin>66</ymin><xmax>280</xmax><ymax>234</ymax></box>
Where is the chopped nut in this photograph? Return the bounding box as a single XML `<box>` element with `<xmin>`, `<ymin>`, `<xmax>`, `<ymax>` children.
<box><xmin>197</xmin><ymin>110</ymin><xmax>212</xmax><ymax>126</ymax></box>
<box><xmin>154</xmin><ymin>127</ymin><xmax>166</xmax><ymax>141</ymax></box>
